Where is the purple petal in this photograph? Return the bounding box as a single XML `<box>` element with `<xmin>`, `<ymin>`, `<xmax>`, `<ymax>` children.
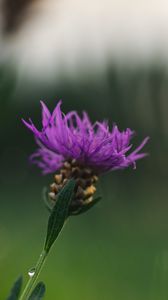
<box><xmin>40</xmin><ymin>101</ymin><xmax>51</xmax><ymax>128</ymax></box>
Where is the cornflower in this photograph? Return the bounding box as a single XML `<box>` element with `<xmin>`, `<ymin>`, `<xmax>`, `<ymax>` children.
<box><xmin>23</xmin><ymin>101</ymin><xmax>149</xmax><ymax>214</ymax></box>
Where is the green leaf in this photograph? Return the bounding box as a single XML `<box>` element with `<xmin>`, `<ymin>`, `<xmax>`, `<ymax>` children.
<box><xmin>70</xmin><ymin>197</ymin><xmax>101</xmax><ymax>216</ymax></box>
<box><xmin>44</xmin><ymin>179</ymin><xmax>76</xmax><ymax>252</ymax></box>
<box><xmin>28</xmin><ymin>282</ymin><xmax>46</xmax><ymax>300</ymax></box>
<box><xmin>6</xmin><ymin>276</ymin><xmax>23</xmax><ymax>300</ymax></box>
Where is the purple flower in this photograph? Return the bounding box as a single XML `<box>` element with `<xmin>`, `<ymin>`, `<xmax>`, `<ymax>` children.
<box><xmin>22</xmin><ymin>101</ymin><xmax>149</xmax><ymax>175</ymax></box>
<box><xmin>23</xmin><ymin>101</ymin><xmax>149</xmax><ymax>214</ymax></box>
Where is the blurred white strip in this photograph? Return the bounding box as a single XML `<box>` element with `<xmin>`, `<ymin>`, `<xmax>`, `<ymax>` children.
<box><xmin>0</xmin><ymin>0</ymin><xmax>168</xmax><ymax>80</ymax></box>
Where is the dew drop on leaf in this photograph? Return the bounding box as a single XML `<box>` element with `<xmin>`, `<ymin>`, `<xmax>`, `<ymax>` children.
<box><xmin>28</xmin><ymin>268</ymin><xmax>36</xmax><ymax>277</ymax></box>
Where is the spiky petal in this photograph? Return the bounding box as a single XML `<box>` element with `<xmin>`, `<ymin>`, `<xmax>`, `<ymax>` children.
<box><xmin>22</xmin><ymin>101</ymin><xmax>149</xmax><ymax>174</ymax></box>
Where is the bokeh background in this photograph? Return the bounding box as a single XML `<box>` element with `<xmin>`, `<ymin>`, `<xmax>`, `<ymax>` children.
<box><xmin>1</xmin><ymin>1</ymin><xmax>168</xmax><ymax>299</ymax></box>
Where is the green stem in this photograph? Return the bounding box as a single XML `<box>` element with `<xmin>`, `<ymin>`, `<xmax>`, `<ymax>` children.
<box><xmin>19</xmin><ymin>250</ymin><xmax>48</xmax><ymax>300</ymax></box>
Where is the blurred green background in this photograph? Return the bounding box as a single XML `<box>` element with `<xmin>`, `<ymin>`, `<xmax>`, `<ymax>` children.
<box><xmin>1</xmin><ymin>63</ymin><xmax>168</xmax><ymax>300</ymax></box>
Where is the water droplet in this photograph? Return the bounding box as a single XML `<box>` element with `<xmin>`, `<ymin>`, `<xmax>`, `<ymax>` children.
<box><xmin>28</xmin><ymin>268</ymin><xmax>36</xmax><ymax>277</ymax></box>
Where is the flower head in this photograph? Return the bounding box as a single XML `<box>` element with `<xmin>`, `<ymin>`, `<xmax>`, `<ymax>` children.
<box><xmin>23</xmin><ymin>101</ymin><xmax>149</xmax><ymax>214</ymax></box>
